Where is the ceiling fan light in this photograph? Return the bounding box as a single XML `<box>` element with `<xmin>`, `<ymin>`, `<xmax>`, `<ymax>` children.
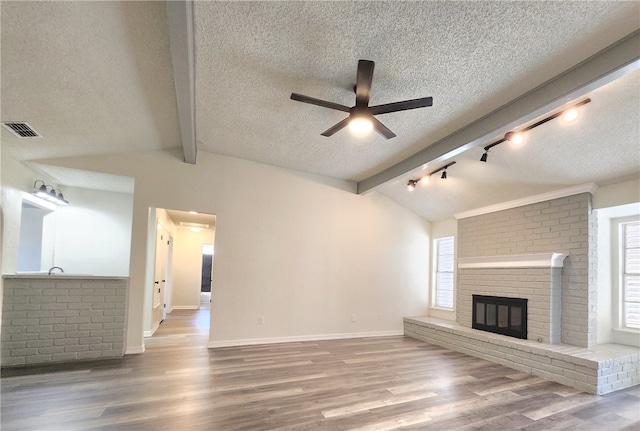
<box><xmin>349</xmin><ymin>117</ymin><xmax>373</xmax><ymax>134</ymax></box>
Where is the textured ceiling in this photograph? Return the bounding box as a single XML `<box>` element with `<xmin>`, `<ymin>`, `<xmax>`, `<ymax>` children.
<box><xmin>1</xmin><ymin>1</ymin><xmax>639</xmax><ymax>222</ymax></box>
<box><xmin>1</xmin><ymin>1</ymin><xmax>181</xmax><ymax>162</ymax></box>
<box><xmin>377</xmin><ymin>70</ymin><xmax>640</xmax><ymax>221</ymax></box>
<box><xmin>194</xmin><ymin>1</ymin><xmax>639</xmax><ymax>182</ymax></box>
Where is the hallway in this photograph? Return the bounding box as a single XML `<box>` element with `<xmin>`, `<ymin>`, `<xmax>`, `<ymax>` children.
<box><xmin>2</xmin><ymin>310</ymin><xmax>640</xmax><ymax>430</ymax></box>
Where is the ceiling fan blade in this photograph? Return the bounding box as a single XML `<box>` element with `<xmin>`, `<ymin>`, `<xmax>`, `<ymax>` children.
<box><xmin>291</xmin><ymin>93</ymin><xmax>351</xmax><ymax>112</ymax></box>
<box><xmin>355</xmin><ymin>60</ymin><xmax>374</xmax><ymax>108</ymax></box>
<box><xmin>369</xmin><ymin>97</ymin><xmax>433</xmax><ymax>115</ymax></box>
<box><xmin>371</xmin><ymin>117</ymin><xmax>396</xmax><ymax>139</ymax></box>
<box><xmin>320</xmin><ymin>117</ymin><xmax>350</xmax><ymax>137</ymax></box>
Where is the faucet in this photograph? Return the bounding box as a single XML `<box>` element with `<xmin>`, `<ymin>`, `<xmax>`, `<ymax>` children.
<box><xmin>48</xmin><ymin>266</ymin><xmax>64</xmax><ymax>275</ymax></box>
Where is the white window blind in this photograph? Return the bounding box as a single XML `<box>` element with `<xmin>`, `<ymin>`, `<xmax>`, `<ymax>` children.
<box><xmin>623</xmin><ymin>221</ymin><xmax>640</xmax><ymax>329</ymax></box>
<box><xmin>435</xmin><ymin>237</ymin><xmax>454</xmax><ymax>309</ymax></box>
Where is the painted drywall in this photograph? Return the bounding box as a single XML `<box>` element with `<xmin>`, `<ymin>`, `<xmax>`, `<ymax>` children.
<box><xmin>0</xmin><ymin>159</ymin><xmax>133</xmax><ymax>277</ymax></box>
<box><xmin>593</xmin><ymin>178</ymin><xmax>640</xmax><ymax>209</ymax></box>
<box><xmin>51</xmin><ymin>186</ymin><xmax>133</xmax><ymax>276</ymax></box>
<box><xmin>16</xmin><ymin>206</ymin><xmax>47</xmax><ymax>271</ymax></box>
<box><xmin>23</xmin><ymin>150</ymin><xmax>431</xmax><ymax>352</ymax></box>
<box><xmin>172</xmin><ymin>228</ymin><xmax>215</xmax><ymax>309</ymax></box>
<box><xmin>428</xmin><ymin>218</ymin><xmax>456</xmax><ymax>321</ymax></box>
<box><xmin>1</xmin><ymin>158</ymin><xmax>47</xmax><ymax>274</ymax></box>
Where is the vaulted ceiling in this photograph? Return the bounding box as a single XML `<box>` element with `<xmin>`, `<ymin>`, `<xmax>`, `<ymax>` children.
<box><xmin>2</xmin><ymin>1</ymin><xmax>639</xmax><ymax>222</ymax></box>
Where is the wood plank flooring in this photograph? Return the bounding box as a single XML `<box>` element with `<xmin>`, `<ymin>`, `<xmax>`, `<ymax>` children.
<box><xmin>2</xmin><ymin>309</ymin><xmax>639</xmax><ymax>430</ymax></box>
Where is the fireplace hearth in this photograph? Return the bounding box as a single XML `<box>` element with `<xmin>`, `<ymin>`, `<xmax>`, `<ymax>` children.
<box><xmin>472</xmin><ymin>295</ymin><xmax>528</xmax><ymax>339</ymax></box>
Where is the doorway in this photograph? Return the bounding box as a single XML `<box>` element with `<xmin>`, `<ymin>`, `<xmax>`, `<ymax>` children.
<box><xmin>200</xmin><ymin>244</ymin><xmax>214</xmax><ymax>308</ymax></box>
<box><xmin>144</xmin><ymin>208</ymin><xmax>216</xmax><ymax>340</ymax></box>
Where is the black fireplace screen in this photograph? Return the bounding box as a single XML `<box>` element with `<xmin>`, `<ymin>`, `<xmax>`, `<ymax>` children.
<box><xmin>472</xmin><ymin>295</ymin><xmax>528</xmax><ymax>339</ymax></box>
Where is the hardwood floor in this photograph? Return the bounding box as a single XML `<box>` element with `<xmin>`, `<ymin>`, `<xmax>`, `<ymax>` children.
<box><xmin>2</xmin><ymin>309</ymin><xmax>639</xmax><ymax>430</ymax></box>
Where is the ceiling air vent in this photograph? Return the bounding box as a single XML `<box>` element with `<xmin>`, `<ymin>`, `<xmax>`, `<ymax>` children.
<box><xmin>2</xmin><ymin>122</ymin><xmax>42</xmax><ymax>138</ymax></box>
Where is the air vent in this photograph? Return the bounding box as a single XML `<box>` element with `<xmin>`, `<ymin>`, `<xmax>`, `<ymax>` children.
<box><xmin>2</xmin><ymin>122</ymin><xmax>42</xmax><ymax>138</ymax></box>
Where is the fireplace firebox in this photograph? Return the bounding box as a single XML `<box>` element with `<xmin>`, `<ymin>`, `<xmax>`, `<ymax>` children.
<box><xmin>472</xmin><ymin>295</ymin><xmax>527</xmax><ymax>339</ymax></box>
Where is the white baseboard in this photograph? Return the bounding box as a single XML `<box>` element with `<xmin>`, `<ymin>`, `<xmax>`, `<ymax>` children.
<box><xmin>143</xmin><ymin>321</ymin><xmax>160</xmax><ymax>337</ymax></box>
<box><xmin>125</xmin><ymin>344</ymin><xmax>145</xmax><ymax>354</ymax></box>
<box><xmin>208</xmin><ymin>330</ymin><xmax>404</xmax><ymax>348</ymax></box>
<box><xmin>172</xmin><ymin>305</ymin><xmax>199</xmax><ymax>310</ymax></box>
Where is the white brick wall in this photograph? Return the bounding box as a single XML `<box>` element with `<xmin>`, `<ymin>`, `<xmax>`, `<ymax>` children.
<box><xmin>1</xmin><ymin>276</ymin><xmax>128</xmax><ymax>366</ymax></box>
<box><xmin>457</xmin><ymin>193</ymin><xmax>596</xmax><ymax>348</ymax></box>
<box><xmin>457</xmin><ymin>267</ymin><xmax>562</xmax><ymax>344</ymax></box>
<box><xmin>405</xmin><ymin>317</ymin><xmax>640</xmax><ymax>395</ymax></box>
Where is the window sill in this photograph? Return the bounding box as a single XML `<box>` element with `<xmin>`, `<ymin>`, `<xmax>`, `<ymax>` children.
<box><xmin>430</xmin><ymin>306</ymin><xmax>455</xmax><ymax>312</ymax></box>
<box><xmin>613</xmin><ymin>328</ymin><xmax>640</xmax><ymax>335</ymax></box>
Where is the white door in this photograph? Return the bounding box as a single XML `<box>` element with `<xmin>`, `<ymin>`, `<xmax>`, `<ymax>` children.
<box><xmin>153</xmin><ymin>225</ymin><xmax>169</xmax><ymax>324</ymax></box>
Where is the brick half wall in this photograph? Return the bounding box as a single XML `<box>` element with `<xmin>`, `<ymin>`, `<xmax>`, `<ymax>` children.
<box><xmin>1</xmin><ymin>276</ymin><xmax>128</xmax><ymax>366</ymax></box>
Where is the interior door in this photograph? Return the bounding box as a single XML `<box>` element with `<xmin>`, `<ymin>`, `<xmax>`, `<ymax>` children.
<box><xmin>153</xmin><ymin>225</ymin><xmax>169</xmax><ymax>324</ymax></box>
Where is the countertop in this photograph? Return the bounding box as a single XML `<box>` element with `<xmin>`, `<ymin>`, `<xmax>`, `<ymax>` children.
<box><xmin>3</xmin><ymin>274</ymin><xmax>129</xmax><ymax>280</ymax></box>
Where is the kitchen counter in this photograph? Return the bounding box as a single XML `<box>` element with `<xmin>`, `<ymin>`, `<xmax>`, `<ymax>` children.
<box><xmin>5</xmin><ymin>274</ymin><xmax>127</xmax><ymax>280</ymax></box>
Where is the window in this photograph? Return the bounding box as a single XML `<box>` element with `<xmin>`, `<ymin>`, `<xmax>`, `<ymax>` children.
<box><xmin>622</xmin><ymin>221</ymin><xmax>640</xmax><ymax>329</ymax></box>
<box><xmin>434</xmin><ymin>236</ymin><xmax>454</xmax><ymax>309</ymax></box>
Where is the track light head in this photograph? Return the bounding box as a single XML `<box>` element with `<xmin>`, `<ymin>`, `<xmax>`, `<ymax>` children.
<box><xmin>505</xmin><ymin>131</ymin><xmax>524</xmax><ymax>145</ymax></box>
<box><xmin>407</xmin><ymin>179</ymin><xmax>418</xmax><ymax>191</ymax></box>
<box><xmin>441</xmin><ymin>170</ymin><xmax>447</xmax><ymax>179</ymax></box>
<box><xmin>480</xmin><ymin>152</ymin><xmax>488</xmax><ymax>162</ymax></box>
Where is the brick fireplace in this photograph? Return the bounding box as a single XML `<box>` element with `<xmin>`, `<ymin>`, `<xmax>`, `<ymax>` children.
<box><xmin>457</xmin><ymin>253</ymin><xmax>567</xmax><ymax>344</ymax></box>
<box><xmin>405</xmin><ymin>187</ymin><xmax>640</xmax><ymax>394</ymax></box>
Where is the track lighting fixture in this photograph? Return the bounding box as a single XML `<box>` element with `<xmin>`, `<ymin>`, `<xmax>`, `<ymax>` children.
<box><xmin>406</xmin><ymin>161</ymin><xmax>456</xmax><ymax>190</ymax></box>
<box><xmin>505</xmin><ymin>131</ymin><xmax>524</xmax><ymax>145</ymax></box>
<box><xmin>32</xmin><ymin>180</ymin><xmax>69</xmax><ymax>205</ymax></box>
<box><xmin>479</xmin><ymin>98</ymin><xmax>591</xmax><ymax>162</ymax></box>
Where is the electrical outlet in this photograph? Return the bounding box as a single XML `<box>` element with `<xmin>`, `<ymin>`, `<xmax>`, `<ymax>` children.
<box><xmin>351</xmin><ymin>314</ymin><xmax>357</xmax><ymax>322</ymax></box>
<box><xmin>258</xmin><ymin>316</ymin><xmax>264</xmax><ymax>325</ymax></box>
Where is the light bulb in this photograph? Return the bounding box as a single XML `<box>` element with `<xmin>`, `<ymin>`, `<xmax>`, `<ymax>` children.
<box><xmin>562</xmin><ymin>108</ymin><xmax>578</xmax><ymax>122</ymax></box>
<box><xmin>420</xmin><ymin>176</ymin><xmax>430</xmax><ymax>185</ymax></box>
<box><xmin>349</xmin><ymin>117</ymin><xmax>373</xmax><ymax>134</ymax></box>
<box><xmin>505</xmin><ymin>131</ymin><xmax>524</xmax><ymax>145</ymax></box>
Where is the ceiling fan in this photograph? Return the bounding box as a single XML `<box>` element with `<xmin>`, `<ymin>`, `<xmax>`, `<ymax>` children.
<box><xmin>290</xmin><ymin>59</ymin><xmax>433</xmax><ymax>139</ymax></box>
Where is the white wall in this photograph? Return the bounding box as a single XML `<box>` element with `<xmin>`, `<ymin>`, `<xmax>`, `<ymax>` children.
<box><xmin>16</xmin><ymin>205</ymin><xmax>47</xmax><ymax>271</ymax></box>
<box><xmin>428</xmin><ymin>218</ymin><xmax>457</xmax><ymax>321</ymax></box>
<box><xmin>593</xmin><ymin>178</ymin><xmax>640</xmax><ymax>209</ymax></box>
<box><xmin>24</xmin><ymin>150</ymin><xmax>431</xmax><ymax>352</ymax></box>
<box><xmin>50</xmin><ymin>186</ymin><xmax>133</xmax><ymax>276</ymax></box>
<box><xmin>172</xmin><ymin>228</ymin><xmax>215</xmax><ymax>309</ymax></box>
<box><xmin>1</xmin><ymin>158</ymin><xmax>46</xmax><ymax>274</ymax></box>
<box><xmin>0</xmin><ymin>159</ymin><xmax>134</xmax><ymax>277</ymax></box>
